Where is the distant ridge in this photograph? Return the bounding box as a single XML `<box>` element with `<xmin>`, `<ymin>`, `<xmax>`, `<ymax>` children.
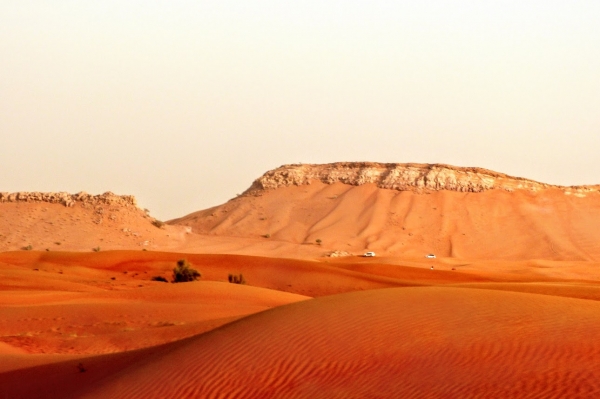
<box><xmin>0</xmin><ymin>191</ymin><xmax>137</xmax><ymax>208</ymax></box>
<box><xmin>244</xmin><ymin>162</ymin><xmax>599</xmax><ymax>196</ymax></box>
<box><xmin>171</xmin><ymin>162</ymin><xmax>600</xmax><ymax>261</ymax></box>
<box><xmin>0</xmin><ymin>191</ymin><xmax>178</xmax><ymax>253</ymax></box>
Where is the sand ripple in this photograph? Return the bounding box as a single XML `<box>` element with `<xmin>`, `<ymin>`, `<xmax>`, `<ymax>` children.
<box><xmin>66</xmin><ymin>287</ymin><xmax>600</xmax><ymax>398</ymax></box>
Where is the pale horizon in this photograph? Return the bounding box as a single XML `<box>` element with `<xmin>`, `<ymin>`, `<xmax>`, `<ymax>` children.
<box><xmin>2</xmin><ymin>1</ymin><xmax>599</xmax><ymax>220</ymax></box>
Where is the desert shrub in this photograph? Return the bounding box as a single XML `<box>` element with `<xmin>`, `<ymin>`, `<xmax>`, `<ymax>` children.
<box><xmin>316</xmin><ymin>238</ymin><xmax>322</xmax><ymax>245</ymax></box>
<box><xmin>152</xmin><ymin>219</ymin><xmax>165</xmax><ymax>229</ymax></box>
<box><xmin>151</xmin><ymin>276</ymin><xmax>168</xmax><ymax>283</ymax></box>
<box><xmin>172</xmin><ymin>259</ymin><xmax>201</xmax><ymax>283</ymax></box>
<box><xmin>22</xmin><ymin>245</ymin><xmax>33</xmax><ymax>251</ymax></box>
<box><xmin>228</xmin><ymin>273</ymin><xmax>246</xmax><ymax>284</ymax></box>
<box><xmin>92</xmin><ymin>246</ymin><xmax>100</xmax><ymax>252</ymax></box>
<box><xmin>262</xmin><ymin>233</ymin><xmax>271</xmax><ymax>238</ymax></box>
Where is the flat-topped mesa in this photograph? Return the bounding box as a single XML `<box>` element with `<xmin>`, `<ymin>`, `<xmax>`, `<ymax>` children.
<box><xmin>0</xmin><ymin>191</ymin><xmax>138</xmax><ymax>208</ymax></box>
<box><xmin>244</xmin><ymin>162</ymin><xmax>600</xmax><ymax>195</ymax></box>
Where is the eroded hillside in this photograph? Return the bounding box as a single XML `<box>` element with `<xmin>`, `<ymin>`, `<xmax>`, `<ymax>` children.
<box><xmin>0</xmin><ymin>191</ymin><xmax>187</xmax><ymax>252</ymax></box>
<box><xmin>170</xmin><ymin>163</ymin><xmax>600</xmax><ymax>261</ymax></box>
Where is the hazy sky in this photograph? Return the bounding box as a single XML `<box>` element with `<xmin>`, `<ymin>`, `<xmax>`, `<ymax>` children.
<box><xmin>2</xmin><ymin>1</ymin><xmax>599</xmax><ymax>220</ymax></box>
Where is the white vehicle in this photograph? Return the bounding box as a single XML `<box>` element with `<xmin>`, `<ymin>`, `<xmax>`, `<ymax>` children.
<box><xmin>363</xmin><ymin>252</ymin><xmax>376</xmax><ymax>257</ymax></box>
<box><xmin>425</xmin><ymin>254</ymin><xmax>436</xmax><ymax>259</ymax></box>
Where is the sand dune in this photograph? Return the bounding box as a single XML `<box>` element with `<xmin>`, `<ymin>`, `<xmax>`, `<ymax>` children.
<box><xmin>0</xmin><ymin>250</ymin><xmax>517</xmax><ymax>298</ymax></box>
<box><xmin>4</xmin><ymin>163</ymin><xmax>600</xmax><ymax>397</ymax></box>
<box><xmin>80</xmin><ymin>287</ymin><xmax>600</xmax><ymax>398</ymax></box>
<box><xmin>0</xmin><ymin>251</ymin><xmax>311</xmax><ymax>361</ymax></box>
<box><xmin>0</xmin><ymin>281</ymin><xmax>307</xmax><ymax>355</ymax></box>
<box><xmin>5</xmin><ymin>287</ymin><xmax>600</xmax><ymax>398</ymax></box>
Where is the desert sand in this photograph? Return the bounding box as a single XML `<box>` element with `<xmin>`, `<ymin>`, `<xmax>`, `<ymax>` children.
<box><xmin>2</xmin><ymin>163</ymin><xmax>600</xmax><ymax>398</ymax></box>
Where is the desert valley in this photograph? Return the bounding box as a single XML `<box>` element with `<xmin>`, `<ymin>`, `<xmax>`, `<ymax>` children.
<box><xmin>2</xmin><ymin>162</ymin><xmax>600</xmax><ymax>398</ymax></box>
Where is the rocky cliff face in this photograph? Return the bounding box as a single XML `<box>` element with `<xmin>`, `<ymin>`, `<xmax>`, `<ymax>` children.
<box><xmin>0</xmin><ymin>191</ymin><xmax>138</xmax><ymax>208</ymax></box>
<box><xmin>244</xmin><ymin>162</ymin><xmax>599</xmax><ymax>195</ymax></box>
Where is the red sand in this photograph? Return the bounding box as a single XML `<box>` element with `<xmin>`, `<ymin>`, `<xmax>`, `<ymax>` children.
<box><xmin>3</xmin><ymin>178</ymin><xmax>600</xmax><ymax>397</ymax></box>
<box><xmin>4</xmin><ymin>286</ymin><xmax>600</xmax><ymax>398</ymax></box>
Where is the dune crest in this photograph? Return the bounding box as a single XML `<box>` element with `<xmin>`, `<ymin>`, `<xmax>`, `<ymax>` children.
<box><xmin>10</xmin><ymin>287</ymin><xmax>598</xmax><ymax>399</ymax></box>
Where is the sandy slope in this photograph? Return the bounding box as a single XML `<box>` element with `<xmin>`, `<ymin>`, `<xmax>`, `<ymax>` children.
<box><xmin>4</xmin><ymin>287</ymin><xmax>600</xmax><ymax>398</ymax></box>
<box><xmin>171</xmin><ymin>181</ymin><xmax>600</xmax><ymax>261</ymax></box>
<box><xmin>8</xmin><ymin>172</ymin><xmax>600</xmax><ymax>262</ymax></box>
<box><xmin>0</xmin><ymin>282</ymin><xmax>307</xmax><ymax>356</ymax></box>
<box><xmin>0</xmin><ymin>199</ymin><xmax>331</xmax><ymax>258</ymax></box>
<box><xmin>3</xmin><ymin>252</ymin><xmax>600</xmax><ymax>398</ymax></box>
<box><xmin>5</xmin><ymin>165</ymin><xmax>600</xmax><ymax>398</ymax></box>
<box><xmin>0</xmin><ymin>201</ymin><xmax>189</xmax><ymax>252</ymax></box>
<box><xmin>0</xmin><ymin>250</ymin><xmax>401</xmax><ymax>298</ymax></box>
<box><xmin>0</xmin><ymin>251</ymin><xmax>310</xmax><ymax>361</ymax></box>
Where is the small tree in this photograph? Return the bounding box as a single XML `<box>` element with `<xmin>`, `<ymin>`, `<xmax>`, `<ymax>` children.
<box><xmin>172</xmin><ymin>259</ymin><xmax>201</xmax><ymax>283</ymax></box>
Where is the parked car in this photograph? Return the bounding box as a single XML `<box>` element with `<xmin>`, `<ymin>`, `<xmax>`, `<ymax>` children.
<box><xmin>425</xmin><ymin>254</ymin><xmax>436</xmax><ymax>259</ymax></box>
<box><xmin>363</xmin><ymin>252</ymin><xmax>376</xmax><ymax>257</ymax></box>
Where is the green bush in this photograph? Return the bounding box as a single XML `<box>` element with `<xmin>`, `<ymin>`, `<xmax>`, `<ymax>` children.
<box><xmin>172</xmin><ymin>259</ymin><xmax>201</xmax><ymax>283</ymax></box>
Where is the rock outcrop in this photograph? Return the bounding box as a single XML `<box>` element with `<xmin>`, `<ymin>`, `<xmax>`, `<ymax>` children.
<box><xmin>244</xmin><ymin>162</ymin><xmax>600</xmax><ymax>195</ymax></box>
<box><xmin>0</xmin><ymin>191</ymin><xmax>138</xmax><ymax>208</ymax></box>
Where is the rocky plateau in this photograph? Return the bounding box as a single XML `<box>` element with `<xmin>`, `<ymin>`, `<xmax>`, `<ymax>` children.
<box><xmin>0</xmin><ymin>191</ymin><xmax>138</xmax><ymax>208</ymax></box>
<box><xmin>244</xmin><ymin>162</ymin><xmax>600</xmax><ymax>195</ymax></box>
